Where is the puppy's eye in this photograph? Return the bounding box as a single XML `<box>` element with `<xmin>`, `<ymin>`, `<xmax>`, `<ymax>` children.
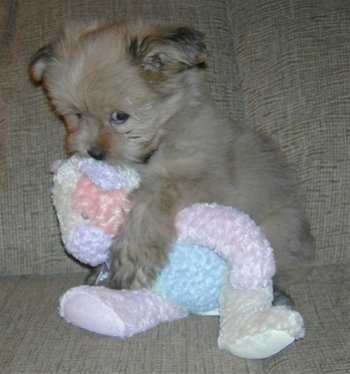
<box><xmin>76</xmin><ymin>113</ymin><xmax>82</xmax><ymax>120</ymax></box>
<box><xmin>110</xmin><ymin>111</ymin><xmax>129</xmax><ymax>125</ymax></box>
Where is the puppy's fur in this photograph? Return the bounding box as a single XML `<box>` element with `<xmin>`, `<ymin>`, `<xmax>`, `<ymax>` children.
<box><xmin>30</xmin><ymin>20</ymin><xmax>313</xmax><ymax>290</ymax></box>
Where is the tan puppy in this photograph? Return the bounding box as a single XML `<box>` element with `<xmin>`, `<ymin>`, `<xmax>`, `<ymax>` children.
<box><xmin>30</xmin><ymin>20</ymin><xmax>312</xmax><ymax>290</ymax></box>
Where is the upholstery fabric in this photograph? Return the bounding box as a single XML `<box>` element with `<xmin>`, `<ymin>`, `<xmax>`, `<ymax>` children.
<box><xmin>1</xmin><ymin>266</ymin><xmax>349</xmax><ymax>373</ymax></box>
<box><xmin>230</xmin><ymin>1</ymin><xmax>350</xmax><ymax>266</ymax></box>
<box><xmin>0</xmin><ymin>0</ymin><xmax>349</xmax><ymax>372</ymax></box>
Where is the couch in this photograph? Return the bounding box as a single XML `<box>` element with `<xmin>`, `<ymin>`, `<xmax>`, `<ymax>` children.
<box><xmin>1</xmin><ymin>1</ymin><xmax>349</xmax><ymax>373</ymax></box>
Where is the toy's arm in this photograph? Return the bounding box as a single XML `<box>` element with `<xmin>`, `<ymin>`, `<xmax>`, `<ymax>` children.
<box><xmin>175</xmin><ymin>203</ymin><xmax>276</xmax><ymax>290</ymax></box>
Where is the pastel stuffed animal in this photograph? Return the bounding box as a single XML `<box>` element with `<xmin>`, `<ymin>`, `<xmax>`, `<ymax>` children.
<box><xmin>52</xmin><ymin>156</ymin><xmax>305</xmax><ymax>359</ymax></box>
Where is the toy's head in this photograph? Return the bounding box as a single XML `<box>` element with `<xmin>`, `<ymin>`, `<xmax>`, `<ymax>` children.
<box><xmin>52</xmin><ymin>156</ymin><xmax>140</xmax><ymax>266</ymax></box>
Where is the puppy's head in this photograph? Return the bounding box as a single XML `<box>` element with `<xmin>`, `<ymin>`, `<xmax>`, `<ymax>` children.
<box><xmin>29</xmin><ymin>21</ymin><xmax>207</xmax><ymax>164</ymax></box>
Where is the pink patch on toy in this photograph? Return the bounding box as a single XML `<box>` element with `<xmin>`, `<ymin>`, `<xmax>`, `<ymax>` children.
<box><xmin>72</xmin><ymin>175</ymin><xmax>132</xmax><ymax>235</ymax></box>
<box><xmin>176</xmin><ymin>203</ymin><xmax>276</xmax><ymax>290</ymax></box>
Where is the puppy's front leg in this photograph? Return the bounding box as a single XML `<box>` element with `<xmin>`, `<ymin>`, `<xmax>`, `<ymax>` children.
<box><xmin>108</xmin><ymin>183</ymin><xmax>177</xmax><ymax>289</ymax></box>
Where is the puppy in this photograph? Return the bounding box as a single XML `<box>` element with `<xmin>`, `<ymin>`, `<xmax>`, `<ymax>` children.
<box><xmin>30</xmin><ymin>20</ymin><xmax>312</xmax><ymax>291</ymax></box>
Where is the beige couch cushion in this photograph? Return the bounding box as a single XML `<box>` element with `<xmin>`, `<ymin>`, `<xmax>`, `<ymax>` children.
<box><xmin>1</xmin><ymin>265</ymin><xmax>349</xmax><ymax>373</ymax></box>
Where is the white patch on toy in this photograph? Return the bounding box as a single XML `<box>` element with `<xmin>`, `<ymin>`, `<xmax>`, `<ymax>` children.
<box><xmin>52</xmin><ymin>157</ymin><xmax>305</xmax><ymax>359</ymax></box>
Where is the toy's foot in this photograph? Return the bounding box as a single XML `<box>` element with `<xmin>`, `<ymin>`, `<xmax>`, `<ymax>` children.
<box><xmin>224</xmin><ymin>329</ymin><xmax>295</xmax><ymax>359</ymax></box>
<box><xmin>219</xmin><ymin>310</ymin><xmax>302</xmax><ymax>359</ymax></box>
<box><xmin>218</xmin><ymin>279</ymin><xmax>305</xmax><ymax>359</ymax></box>
<box><xmin>59</xmin><ymin>286</ymin><xmax>187</xmax><ymax>338</ymax></box>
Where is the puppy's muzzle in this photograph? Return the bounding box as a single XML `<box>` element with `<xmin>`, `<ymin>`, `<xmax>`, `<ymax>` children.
<box><xmin>88</xmin><ymin>147</ymin><xmax>106</xmax><ymax>161</ymax></box>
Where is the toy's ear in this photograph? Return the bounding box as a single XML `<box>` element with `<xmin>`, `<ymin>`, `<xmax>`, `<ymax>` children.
<box><xmin>29</xmin><ymin>45</ymin><xmax>54</xmax><ymax>84</ymax></box>
<box><xmin>129</xmin><ymin>26</ymin><xmax>207</xmax><ymax>81</ymax></box>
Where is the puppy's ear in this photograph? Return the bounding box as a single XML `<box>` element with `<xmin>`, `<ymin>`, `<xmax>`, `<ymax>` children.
<box><xmin>29</xmin><ymin>45</ymin><xmax>54</xmax><ymax>84</ymax></box>
<box><xmin>129</xmin><ymin>26</ymin><xmax>207</xmax><ymax>79</ymax></box>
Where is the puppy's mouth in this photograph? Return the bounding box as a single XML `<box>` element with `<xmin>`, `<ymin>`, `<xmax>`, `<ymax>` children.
<box><xmin>85</xmin><ymin>145</ymin><xmax>155</xmax><ymax>166</ymax></box>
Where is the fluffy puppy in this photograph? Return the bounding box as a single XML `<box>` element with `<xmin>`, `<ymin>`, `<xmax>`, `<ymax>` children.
<box><xmin>30</xmin><ymin>20</ymin><xmax>312</xmax><ymax>290</ymax></box>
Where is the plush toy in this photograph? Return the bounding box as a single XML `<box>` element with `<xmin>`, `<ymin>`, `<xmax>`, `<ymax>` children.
<box><xmin>52</xmin><ymin>156</ymin><xmax>305</xmax><ymax>359</ymax></box>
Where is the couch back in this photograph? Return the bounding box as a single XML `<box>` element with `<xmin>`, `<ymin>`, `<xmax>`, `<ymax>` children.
<box><xmin>1</xmin><ymin>0</ymin><xmax>349</xmax><ymax>276</ymax></box>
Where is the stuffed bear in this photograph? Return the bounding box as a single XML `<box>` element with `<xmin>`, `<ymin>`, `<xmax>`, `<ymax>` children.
<box><xmin>52</xmin><ymin>156</ymin><xmax>304</xmax><ymax>359</ymax></box>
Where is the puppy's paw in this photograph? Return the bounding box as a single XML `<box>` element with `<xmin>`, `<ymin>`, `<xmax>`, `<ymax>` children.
<box><xmin>108</xmin><ymin>240</ymin><xmax>162</xmax><ymax>289</ymax></box>
<box><xmin>272</xmin><ymin>287</ymin><xmax>295</xmax><ymax>308</ymax></box>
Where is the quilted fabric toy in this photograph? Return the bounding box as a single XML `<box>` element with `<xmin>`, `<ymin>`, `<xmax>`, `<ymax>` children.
<box><xmin>52</xmin><ymin>156</ymin><xmax>305</xmax><ymax>359</ymax></box>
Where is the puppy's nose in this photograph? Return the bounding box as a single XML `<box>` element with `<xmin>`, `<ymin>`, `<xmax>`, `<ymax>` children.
<box><xmin>88</xmin><ymin>147</ymin><xmax>106</xmax><ymax>161</ymax></box>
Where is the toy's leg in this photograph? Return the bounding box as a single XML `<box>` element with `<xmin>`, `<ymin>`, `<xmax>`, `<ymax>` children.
<box><xmin>59</xmin><ymin>286</ymin><xmax>188</xmax><ymax>338</ymax></box>
<box><xmin>218</xmin><ymin>278</ymin><xmax>305</xmax><ymax>359</ymax></box>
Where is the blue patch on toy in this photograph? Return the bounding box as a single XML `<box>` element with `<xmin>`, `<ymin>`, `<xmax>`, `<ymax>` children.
<box><xmin>152</xmin><ymin>243</ymin><xmax>227</xmax><ymax>314</ymax></box>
